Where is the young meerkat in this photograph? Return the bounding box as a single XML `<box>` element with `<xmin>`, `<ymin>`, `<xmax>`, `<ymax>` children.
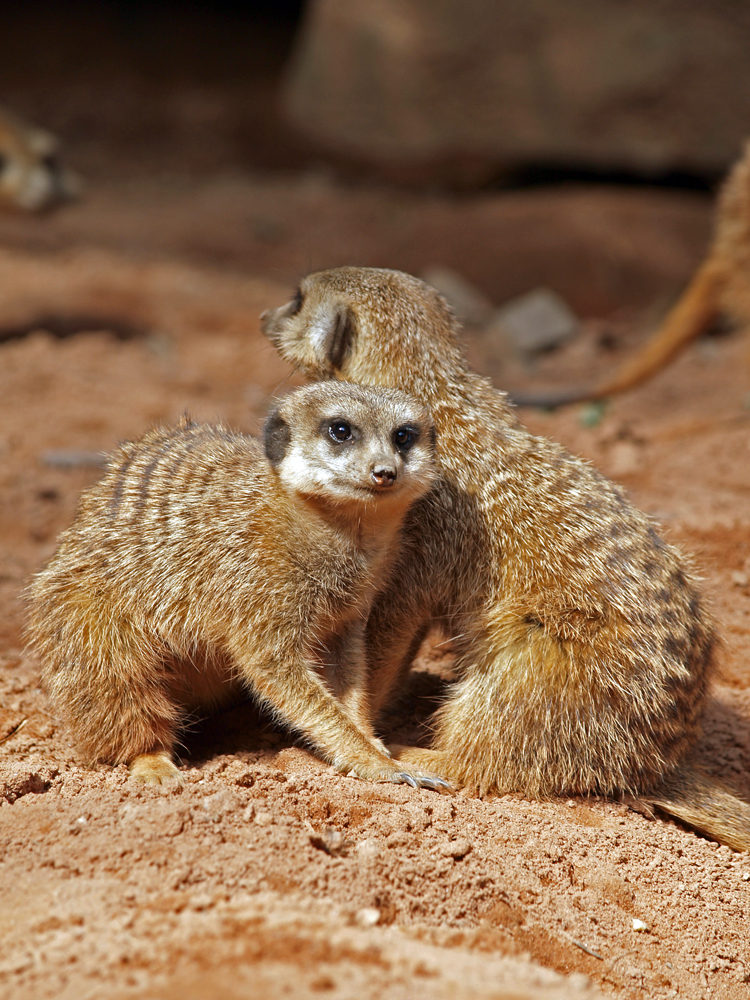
<box><xmin>511</xmin><ymin>140</ymin><xmax>750</xmax><ymax>408</ymax></box>
<box><xmin>262</xmin><ymin>266</ymin><xmax>750</xmax><ymax>851</ymax></box>
<box><xmin>29</xmin><ymin>381</ymin><xmax>447</xmax><ymax>788</ymax></box>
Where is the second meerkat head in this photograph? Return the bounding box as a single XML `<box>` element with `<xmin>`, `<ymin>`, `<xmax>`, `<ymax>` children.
<box><xmin>260</xmin><ymin>267</ymin><xmax>468</xmax><ymax>391</ymax></box>
<box><xmin>263</xmin><ymin>381</ymin><xmax>436</xmax><ymax>510</ymax></box>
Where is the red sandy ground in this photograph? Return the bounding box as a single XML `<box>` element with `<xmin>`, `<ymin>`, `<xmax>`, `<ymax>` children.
<box><xmin>1</xmin><ymin>173</ymin><xmax>749</xmax><ymax>1000</ymax></box>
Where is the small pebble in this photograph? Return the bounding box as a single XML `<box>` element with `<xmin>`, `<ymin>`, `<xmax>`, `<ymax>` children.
<box><xmin>420</xmin><ymin>266</ymin><xmax>494</xmax><ymax>327</ymax></box>
<box><xmin>355</xmin><ymin>837</ymin><xmax>382</xmax><ymax>861</ymax></box>
<box><xmin>439</xmin><ymin>838</ymin><xmax>472</xmax><ymax>859</ymax></box>
<box><xmin>632</xmin><ymin>918</ymin><xmax>649</xmax><ymax>932</ymax></box>
<box><xmin>355</xmin><ymin>907</ymin><xmax>381</xmax><ymax>928</ymax></box>
<box><xmin>254</xmin><ymin>811</ymin><xmax>274</xmax><ymax>826</ymax></box>
<box><xmin>309</xmin><ymin>827</ymin><xmax>351</xmax><ymax>856</ymax></box>
<box><xmin>491</xmin><ymin>288</ymin><xmax>579</xmax><ymax>354</ymax></box>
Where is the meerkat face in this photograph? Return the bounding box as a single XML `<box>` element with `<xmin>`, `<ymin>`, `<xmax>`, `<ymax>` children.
<box><xmin>260</xmin><ymin>267</ymin><xmax>466</xmax><ymax>387</ymax></box>
<box><xmin>0</xmin><ymin>107</ymin><xmax>80</xmax><ymax>211</ymax></box>
<box><xmin>263</xmin><ymin>381</ymin><xmax>436</xmax><ymax>510</ymax></box>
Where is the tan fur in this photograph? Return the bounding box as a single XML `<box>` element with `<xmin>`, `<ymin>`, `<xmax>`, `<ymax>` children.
<box><xmin>510</xmin><ymin>142</ymin><xmax>750</xmax><ymax>408</ymax></box>
<box><xmin>0</xmin><ymin>104</ymin><xmax>80</xmax><ymax>211</ymax></box>
<box><xmin>262</xmin><ymin>267</ymin><xmax>750</xmax><ymax>851</ymax></box>
<box><xmin>28</xmin><ymin>381</ymin><xmax>447</xmax><ymax>789</ymax></box>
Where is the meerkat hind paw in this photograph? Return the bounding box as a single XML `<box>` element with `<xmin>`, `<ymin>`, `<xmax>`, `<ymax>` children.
<box><xmin>343</xmin><ymin>753</ymin><xmax>451</xmax><ymax>792</ymax></box>
<box><xmin>396</xmin><ymin>770</ymin><xmax>452</xmax><ymax>793</ymax></box>
<box><xmin>388</xmin><ymin>745</ymin><xmax>452</xmax><ymax>777</ymax></box>
<box><xmin>129</xmin><ymin>752</ymin><xmax>181</xmax><ymax>784</ymax></box>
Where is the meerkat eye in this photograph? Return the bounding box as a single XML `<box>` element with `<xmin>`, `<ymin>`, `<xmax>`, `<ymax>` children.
<box><xmin>328</xmin><ymin>420</ymin><xmax>353</xmax><ymax>443</ymax></box>
<box><xmin>288</xmin><ymin>289</ymin><xmax>304</xmax><ymax>316</ymax></box>
<box><xmin>393</xmin><ymin>425</ymin><xmax>418</xmax><ymax>451</ymax></box>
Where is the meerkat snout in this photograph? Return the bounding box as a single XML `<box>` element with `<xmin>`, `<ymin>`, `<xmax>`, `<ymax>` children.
<box><xmin>371</xmin><ymin>463</ymin><xmax>396</xmax><ymax>488</ymax></box>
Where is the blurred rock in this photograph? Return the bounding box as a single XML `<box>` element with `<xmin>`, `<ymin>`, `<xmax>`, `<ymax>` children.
<box><xmin>420</xmin><ymin>266</ymin><xmax>494</xmax><ymax>326</ymax></box>
<box><xmin>284</xmin><ymin>0</ymin><xmax>750</xmax><ymax>180</ymax></box>
<box><xmin>489</xmin><ymin>288</ymin><xmax>579</xmax><ymax>356</ymax></box>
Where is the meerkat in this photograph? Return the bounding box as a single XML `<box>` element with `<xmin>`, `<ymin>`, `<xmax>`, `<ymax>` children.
<box><xmin>0</xmin><ymin>104</ymin><xmax>80</xmax><ymax>211</ymax></box>
<box><xmin>262</xmin><ymin>266</ymin><xmax>750</xmax><ymax>851</ymax></box>
<box><xmin>510</xmin><ymin>141</ymin><xmax>750</xmax><ymax>408</ymax></box>
<box><xmin>28</xmin><ymin>381</ymin><xmax>448</xmax><ymax>789</ymax></box>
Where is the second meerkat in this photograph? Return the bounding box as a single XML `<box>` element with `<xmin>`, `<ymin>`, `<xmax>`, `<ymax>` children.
<box><xmin>263</xmin><ymin>267</ymin><xmax>750</xmax><ymax>851</ymax></box>
<box><xmin>29</xmin><ymin>381</ymin><xmax>444</xmax><ymax>788</ymax></box>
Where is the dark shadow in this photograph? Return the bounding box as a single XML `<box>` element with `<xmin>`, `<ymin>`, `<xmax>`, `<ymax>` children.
<box><xmin>693</xmin><ymin>696</ymin><xmax>750</xmax><ymax>800</ymax></box>
<box><xmin>497</xmin><ymin>162</ymin><xmax>721</xmax><ymax>194</ymax></box>
<box><xmin>0</xmin><ymin>314</ymin><xmax>146</xmax><ymax>344</ymax></box>
<box><xmin>176</xmin><ymin>667</ymin><xmax>451</xmax><ymax>769</ymax></box>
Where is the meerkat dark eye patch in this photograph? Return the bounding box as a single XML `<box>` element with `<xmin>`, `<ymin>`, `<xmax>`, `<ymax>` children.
<box><xmin>327</xmin><ymin>307</ymin><xmax>356</xmax><ymax>371</ymax></box>
<box><xmin>263</xmin><ymin>409</ymin><xmax>292</xmax><ymax>465</ymax></box>
<box><xmin>288</xmin><ymin>289</ymin><xmax>304</xmax><ymax>317</ymax></box>
<box><xmin>327</xmin><ymin>420</ymin><xmax>353</xmax><ymax>443</ymax></box>
<box><xmin>393</xmin><ymin>424</ymin><xmax>419</xmax><ymax>452</ymax></box>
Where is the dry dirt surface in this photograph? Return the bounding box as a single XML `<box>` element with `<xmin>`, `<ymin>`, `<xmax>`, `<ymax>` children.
<box><xmin>1</xmin><ymin>174</ymin><xmax>750</xmax><ymax>1000</ymax></box>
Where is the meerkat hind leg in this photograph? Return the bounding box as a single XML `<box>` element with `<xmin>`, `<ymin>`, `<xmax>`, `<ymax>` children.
<box><xmin>129</xmin><ymin>751</ymin><xmax>181</xmax><ymax>784</ymax></box>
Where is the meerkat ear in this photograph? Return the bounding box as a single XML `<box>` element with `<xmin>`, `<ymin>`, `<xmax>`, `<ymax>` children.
<box><xmin>263</xmin><ymin>408</ymin><xmax>291</xmax><ymax>466</ymax></box>
<box><xmin>310</xmin><ymin>305</ymin><xmax>356</xmax><ymax>372</ymax></box>
<box><xmin>328</xmin><ymin>305</ymin><xmax>356</xmax><ymax>371</ymax></box>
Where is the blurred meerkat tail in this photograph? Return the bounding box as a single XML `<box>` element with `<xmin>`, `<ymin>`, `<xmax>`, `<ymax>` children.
<box><xmin>648</xmin><ymin>762</ymin><xmax>750</xmax><ymax>853</ymax></box>
<box><xmin>506</xmin><ymin>384</ymin><xmax>595</xmax><ymax>409</ymax></box>
<box><xmin>508</xmin><ymin>259</ymin><xmax>725</xmax><ymax>410</ymax></box>
<box><xmin>589</xmin><ymin>259</ymin><xmax>726</xmax><ymax>399</ymax></box>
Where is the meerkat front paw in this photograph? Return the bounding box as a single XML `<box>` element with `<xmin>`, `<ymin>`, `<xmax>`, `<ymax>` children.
<box><xmin>129</xmin><ymin>751</ymin><xmax>181</xmax><ymax>784</ymax></box>
<box><xmin>338</xmin><ymin>754</ymin><xmax>452</xmax><ymax>792</ymax></box>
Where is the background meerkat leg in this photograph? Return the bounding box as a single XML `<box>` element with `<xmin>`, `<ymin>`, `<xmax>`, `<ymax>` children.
<box><xmin>319</xmin><ymin>623</ymin><xmax>381</xmax><ymax>746</ymax></box>
<box><xmin>365</xmin><ymin>598</ymin><xmax>431</xmax><ymax>717</ymax></box>
<box><xmin>229</xmin><ymin>640</ymin><xmax>450</xmax><ymax>790</ymax></box>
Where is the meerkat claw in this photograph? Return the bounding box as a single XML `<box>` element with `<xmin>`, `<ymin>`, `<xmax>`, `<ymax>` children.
<box><xmin>417</xmin><ymin>775</ymin><xmax>453</xmax><ymax>793</ymax></box>
<box><xmin>394</xmin><ymin>771</ymin><xmax>420</xmax><ymax>788</ymax></box>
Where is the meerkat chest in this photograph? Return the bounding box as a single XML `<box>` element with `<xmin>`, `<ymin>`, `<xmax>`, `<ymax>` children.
<box><xmin>289</xmin><ymin>525</ymin><xmax>386</xmax><ymax>617</ymax></box>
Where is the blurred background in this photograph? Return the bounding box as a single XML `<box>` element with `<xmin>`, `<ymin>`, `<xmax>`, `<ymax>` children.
<box><xmin>2</xmin><ymin>0</ymin><xmax>747</xmax><ymax>319</ymax></box>
<box><xmin>4</xmin><ymin>0</ymin><xmax>748</xmax><ymax>186</ymax></box>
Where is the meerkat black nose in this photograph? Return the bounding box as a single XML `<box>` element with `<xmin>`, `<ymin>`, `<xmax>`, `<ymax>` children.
<box><xmin>371</xmin><ymin>465</ymin><xmax>397</xmax><ymax>488</ymax></box>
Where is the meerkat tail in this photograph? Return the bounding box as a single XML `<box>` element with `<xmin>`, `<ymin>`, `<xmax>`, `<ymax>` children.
<box><xmin>649</xmin><ymin>763</ymin><xmax>750</xmax><ymax>853</ymax></box>
<box><xmin>590</xmin><ymin>259</ymin><xmax>726</xmax><ymax>399</ymax></box>
<box><xmin>508</xmin><ymin>259</ymin><xmax>725</xmax><ymax>409</ymax></box>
